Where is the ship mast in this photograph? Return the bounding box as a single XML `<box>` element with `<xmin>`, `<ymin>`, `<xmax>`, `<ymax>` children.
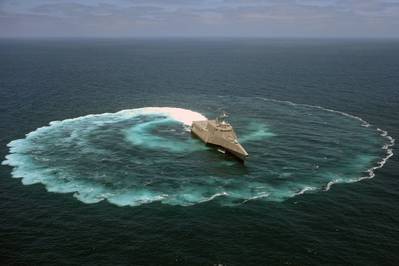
<box><xmin>217</xmin><ymin>111</ymin><xmax>229</xmax><ymax>127</ymax></box>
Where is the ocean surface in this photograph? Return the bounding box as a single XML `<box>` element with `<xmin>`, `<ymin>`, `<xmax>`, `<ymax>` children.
<box><xmin>0</xmin><ymin>38</ymin><xmax>398</xmax><ymax>265</ymax></box>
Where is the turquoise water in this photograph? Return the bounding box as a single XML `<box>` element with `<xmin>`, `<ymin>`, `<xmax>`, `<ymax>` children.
<box><xmin>3</xmin><ymin>96</ymin><xmax>392</xmax><ymax>207</ymax></box>
<box><xmin>1</xmin><ymin>39</ymin><xmax>398</xmax><ymax>265</ymax></box>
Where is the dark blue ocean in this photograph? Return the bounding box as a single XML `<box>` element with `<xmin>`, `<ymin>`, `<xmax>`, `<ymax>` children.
<box><xmin>0</xmin><ymin>38</ymin><xmax>398</xmax><ymax>265</ymax></box>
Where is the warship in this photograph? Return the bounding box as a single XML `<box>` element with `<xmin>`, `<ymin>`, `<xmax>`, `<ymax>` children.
<box><xmin>191</xmin><ymin>112</ymin><xmax>249</xmax><ymax>161</ymax></box>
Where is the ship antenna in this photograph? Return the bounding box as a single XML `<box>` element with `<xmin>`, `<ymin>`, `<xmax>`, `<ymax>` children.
<box><xmin>218</xmin><ymin>111</ymin><xmax>229</xmax><ymax>125</ymax></box>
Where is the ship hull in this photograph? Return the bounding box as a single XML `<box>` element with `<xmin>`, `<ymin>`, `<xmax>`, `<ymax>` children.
<box><xmin>191</xmin><ymin>130</ymin><xmax>248</xmax><ymax>162</ymax></box>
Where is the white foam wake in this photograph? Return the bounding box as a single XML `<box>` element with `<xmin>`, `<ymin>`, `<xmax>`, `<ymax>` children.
<box><xmin>35</xmin><ymin>107</ymin><xmax>206</xmax><ymax>134</ymax></box>
<box><xmin>257</xmin><ymin>97</ymin><xmax>395</xmax><ymax>192</ymax></box>
<box><xmin>118</xmin><ymin>107</ymin><xmax>207</xmax><ymax>126</ymax></box>
<box><xmin>294</xmin><ymin>186</ymin><xmax>317</xmax><ymax>196</ymax></box>
<box><xmin>242</xmin><ymin>192</ymin><xmax>271</xmax><ymax>203</ymax></box>
<box><xmin>2</xmin><ymin>100</ymin><xmax>394</xmax><ymax>207</ymax></box>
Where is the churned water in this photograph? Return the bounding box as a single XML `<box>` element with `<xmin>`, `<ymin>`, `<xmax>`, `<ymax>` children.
<box><xmin>1</xmin><ymin>39</ymin><xmax>398</xmax><ymax>265</ymax></box>
<box><xmin>3</xmin><ymin>97</ymin><xmax>393</xmax><ymax>207</ymax></box>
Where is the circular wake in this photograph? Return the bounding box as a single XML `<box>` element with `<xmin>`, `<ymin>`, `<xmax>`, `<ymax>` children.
<box><xmin>2</xmin><ymin>98</ymin><xmax>394</xmax><ymax>206</ymax></box>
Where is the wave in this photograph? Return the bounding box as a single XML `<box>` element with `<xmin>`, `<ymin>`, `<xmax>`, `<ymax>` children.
<box><xmin>2</xmin><ymin>99</ymin><xmax>395</xmax><ymax>207</ymax></box>
<box><xmin>257</xmin><ymin>97</ymin><xmax>395</xmax><ymax>192</ymax></box>
<box><xmin>199</xmin><ymin>192</ymin><xmax>229</xmax><ymax>203</ymax></box>
<box><xmin>294</xmin><ymin>186</ymin><xmax>318</xmax><ymax>196</ymax></box>
<box><xmin>242</xmin><ymin>192</ymin><xmax>271</xmax><ymax>203</ymax></box>
<box><xmin>118</xmin><ymin>107</ymin><xmax>207</xmax><ymax>126</ymax></box>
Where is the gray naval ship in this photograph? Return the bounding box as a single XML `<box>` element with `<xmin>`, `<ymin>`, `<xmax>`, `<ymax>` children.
<box><xmin>191</xmin><ymin>112</ymin><xmax>249</xmax><ymax>161</ymax></box>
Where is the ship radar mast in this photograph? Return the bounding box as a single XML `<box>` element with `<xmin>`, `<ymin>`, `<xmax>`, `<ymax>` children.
<box><xmin>217</xmin><ymin>111</ymin><xmax>229</xmax><ymax>126</ymax></box>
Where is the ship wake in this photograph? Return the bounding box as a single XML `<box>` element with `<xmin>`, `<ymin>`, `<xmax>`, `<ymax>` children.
<box><xmin>2</xmin><ymin>97</ymin><xmax>394</xmax><ymax>207</ymax></box>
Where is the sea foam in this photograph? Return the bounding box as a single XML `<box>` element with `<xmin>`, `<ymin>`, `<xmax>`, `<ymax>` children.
<box><xmin>258</xmin><ymin>97</ymin><xmax>395</xmax><ymax>192</ymax></box>
<box><xmin>2</xmin><ymin>98</ymin><xmax>394</xmax><ymax>207</ymax></box>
